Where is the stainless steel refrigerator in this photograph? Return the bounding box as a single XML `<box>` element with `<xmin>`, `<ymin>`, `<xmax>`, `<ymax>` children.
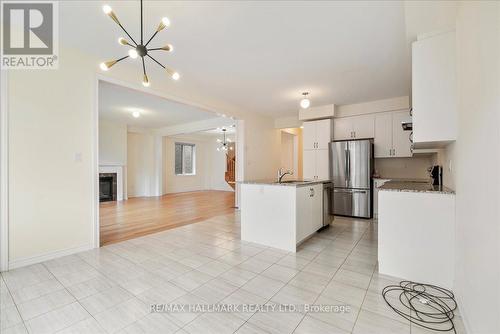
<box><xmin>329</xmin><ymin>139</ymin><xmax>373</xmax><ymax>218</ymax></box>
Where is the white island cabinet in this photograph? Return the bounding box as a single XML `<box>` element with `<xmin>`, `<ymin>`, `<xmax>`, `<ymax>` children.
<box><xmin>378</xmin><ymin>181</ymin><xmax>455</xmax><ymax>288</ymax></box>
<box><xmin>241</xmin><ymin>181</ymin><xmax>325</xmax><ymax>252</ymax></box>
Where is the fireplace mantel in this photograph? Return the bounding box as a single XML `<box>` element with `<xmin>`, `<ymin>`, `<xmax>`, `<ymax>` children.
<box><xmin>99</xmin><ymin>165</ymin><xmax>125</xmax><ymax>201</ymax></box>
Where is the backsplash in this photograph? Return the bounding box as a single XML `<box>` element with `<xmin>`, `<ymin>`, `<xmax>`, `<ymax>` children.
<box><xmin>374</xmin><ymin>156</ymin><xmax>433</xmax><ymax>180</ymax></box>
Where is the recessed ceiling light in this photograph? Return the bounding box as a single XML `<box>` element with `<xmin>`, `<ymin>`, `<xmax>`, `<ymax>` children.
<box><xmin>132</xmin><ymin>111</ymin><xmax>140</xmax><ymax>118</ymax></box>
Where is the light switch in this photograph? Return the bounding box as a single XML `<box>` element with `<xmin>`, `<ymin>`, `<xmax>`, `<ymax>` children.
<box><xmin>74</xmin><ymin>152</ymin><xmax>82</xmax><ymax>162</ymax></box>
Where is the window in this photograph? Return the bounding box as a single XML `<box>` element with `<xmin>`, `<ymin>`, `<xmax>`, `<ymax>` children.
<box><xmin>175</xmin><ymin>143</ymin><xmax>196</xmax><ymax>175</ymax></box>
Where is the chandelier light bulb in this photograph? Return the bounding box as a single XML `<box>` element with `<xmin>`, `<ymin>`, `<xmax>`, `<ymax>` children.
<box><xmin>157</xmin><ymin>17</ymin><xmax>170</xmax><ymax>32</ymax></box>
<box><xmin>142</xmin><ymin>74</ymin><xmax>150</xmax><ymax>87</ymax></box>
<box><xmin>161</xmin><ymin>44</ymin><xmax>173</xmax><ymax>52</ymax></box>
<box><xmin>300</xmin><ymin>92</ymin><xmax>310</xmax><ymax>109</ymax></box>
<box><xmin>99</xmin><ymin>62</ymin><xmax>109</xmax><ymax>71</ymax></box>
<box><xmin>99</xmin><ymin>60</ymin><xmax>117</xmax><ymax>71</ymax></box>
<box><xmin>128</xmin><ymin>49</ymin><xmax>139</xmax><ymax>59</ymax></box>
<box><xmin>118</xmin><ymin>37</ymin><xmax>129</xmax><ymax>46</ymax></box>
<box><xmin>102</xmin><ymin>5</ymin><xmax>112</xmax><ymax>15</ymax></box>
<box><xmin>172</xmin><ymin>72</ymin><xmax>180</xmax><ymax>80</ymax></box>
<box><xmin>132</xmin><ymin>111</ymin><xmax>140</xmax><ymax>118</ymax></box>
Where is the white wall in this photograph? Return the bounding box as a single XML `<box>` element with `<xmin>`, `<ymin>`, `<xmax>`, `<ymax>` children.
<box><xmin>243</xmin><ymin>116</ymin><xmax>281</xmax><ymax>180</ymax></box>
<box><xmin>7</xmin><ymin>47</ymin><xmax>95</xmax><ymax>265</ymax></box>
<box><xmin>127</xmin><ymin>132</ymin><xmax>156</xmax><ymax>197</ymax></box>
<box><xmin>98</xmin><ymin>120</ymin><xmax>127</xmax><ymax>165</ymax></box>
<box><xmin>280</xmin><ymin>131</ymin><xmax>295</xmax><ymax>172</ymax></box>
<box><xmin>163</xmin><ymin>136</ymin><xmax>209</xmax><ymax>194</ymax></box>
<box><xmin>450</xmin><ymin>2</ymin><xmax>500</xmax><ymax>333</ymax></box>
<box><xmin>163</xmin><ymin>135</ymin><xmax>233</xmax><ymax>194</ymax></box>
<box><xmin>374</xmin><ymin>156</ymin><xmax>433</xmax><ymax>180</ymax></box>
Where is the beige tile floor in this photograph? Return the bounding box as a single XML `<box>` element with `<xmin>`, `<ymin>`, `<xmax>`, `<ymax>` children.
<box><xmin>0</xmin><ymin>214</ymin><xmax>466</xmax><ymax>334</ymax></box>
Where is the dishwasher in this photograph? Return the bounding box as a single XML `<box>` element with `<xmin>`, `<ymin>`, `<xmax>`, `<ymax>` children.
<box><xmin>322</xmin><ymin>182</ymin><xmax>334</xmax><ymax>228</ymax></box>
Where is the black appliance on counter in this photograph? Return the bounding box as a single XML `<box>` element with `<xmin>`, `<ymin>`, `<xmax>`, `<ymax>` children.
<box><xmin>429</xmin><ymin>165</ymin><xmax>443</xmax><ymax>186</ymax></box>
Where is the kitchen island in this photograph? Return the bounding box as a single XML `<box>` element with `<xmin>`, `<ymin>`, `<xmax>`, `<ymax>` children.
<box><xmin>240</xmin><ymin>180</ymin><xmax>331</xmax><ymax>252</ymax></box>
<box><xmin>378</xmin><ymin>180</ymin><xmax>455</xmax><ymax>288</ymax></box>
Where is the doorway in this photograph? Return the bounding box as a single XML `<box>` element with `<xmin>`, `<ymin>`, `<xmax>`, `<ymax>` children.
<box><xmin>95</xmin><ymin>78</ymin><xmax>242</xmax><ymax>246</ymax></box>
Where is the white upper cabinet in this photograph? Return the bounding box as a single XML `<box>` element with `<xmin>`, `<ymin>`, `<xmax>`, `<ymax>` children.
<box><xmin>374</xmin><ymin>111</ymin><xmax>412</xmax><ymax>158</ymax></box>
<box><xmin>374</xmin><ymin>113</ymin><xmax>393</xmax><ymax>158</ymax></box>
<box><xmin>315</xmin><ymin>119</ymin><xmax>333</xmax><ymax>149</ymax></box>
<box><xmin>303</xmin><ymin>119</ymin><xmax>332</xmax><ymax>150</ymax></box>
<box><xmin>302</xmin><ymin>119</ymin><xmax>332</xmax><ymax>180</ymax></box>
<box><xmin>333</xmin><ymin>118</ymin><xmax>353</xmax><ymax>141</ymax></box>
<box><xmin>333</xmin><ymin>115</ymin><xmax>374</xmax><ymax>140</ymax></box>
<box><xmin>412</xmin><ymin>31</ymin><xmax>457</xmax><ymax>147</ymax></box>
<box><xmin>351</xmin><ymin>114</ymin><xmax>375</xmax><ymax>139</ymax></box>
<box><xmin>392</xmin><ymin>111</ymin><xmax>412</xmax><ymax>157</ymax></box>
<box><xmin>302</xmin><ymin>121</ymin><xmax>317</xmax><ymax>150</ymax></box>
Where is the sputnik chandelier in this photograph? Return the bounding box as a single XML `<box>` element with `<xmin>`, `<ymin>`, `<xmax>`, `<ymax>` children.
<box><xmin>217</xmin><ymin>128</ymin><xmax>233</xmax><ymax>152</ymax></box>
<box><xmin>100</xmin><ymin>0</ymin><xmax>179</xmax><ymax>87</ymax></box>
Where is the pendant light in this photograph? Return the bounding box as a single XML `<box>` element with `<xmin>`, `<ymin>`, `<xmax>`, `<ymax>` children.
<box><xmin>216</xmin><ymin>128</ymin><xmax>233</xmax><ymax>152</ymax></box>
<box><xmin>100</xmin><ymin>0</ymin><xmax>180</xmax><ymax>87</ymax></box>
<box><xmin>300</xmin><ymin>92</ymin><xmax>311</xmax><ymax>109</ymax></box>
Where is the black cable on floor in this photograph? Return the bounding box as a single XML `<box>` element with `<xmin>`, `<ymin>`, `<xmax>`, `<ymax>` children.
<box><xmin>382</xmin><ymin>280</ymin><xmax>458</xmax><ymax>333</ymax></box>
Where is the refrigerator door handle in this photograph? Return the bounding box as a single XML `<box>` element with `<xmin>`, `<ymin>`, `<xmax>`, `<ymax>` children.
<box><xmin>346</xmin><ymin>149</ymin><xmax>351</xmax><ymax>187</ymax></box>
<box><xmin>344</xmin><ymin>149</ymin><xmax>349</xmax><ymax>187</ymax></box>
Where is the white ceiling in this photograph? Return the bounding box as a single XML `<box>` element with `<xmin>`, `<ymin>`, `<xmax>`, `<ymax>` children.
<box><xmin>98</xmin><ymin>81</ymin><xmax>217</xmax><ymax>128</ymax></box>
<box><xmin>64</xmin><ymin>1</ymin><xmax>413</xmax><ymax>117</ymax></box>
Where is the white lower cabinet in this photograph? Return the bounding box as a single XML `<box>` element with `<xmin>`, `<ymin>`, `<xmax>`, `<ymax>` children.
<box><xmin>296</xmin><ymin>184</ymin><xmax>323</xmax><ymax>243</ymax></box>
<box><xmin>373</xmin><ymin>179</ymin><xmax>391</xmax><ymax>218</ymax></box>
<box><xmin>241</xmin><ymin>183</ymin><xmax>324</xmax><ymax>252</ymax></box>
<box><xmin>303</xmin><ymin>149</ymin><xmax>329</xmax><ymax>180</ymax></box>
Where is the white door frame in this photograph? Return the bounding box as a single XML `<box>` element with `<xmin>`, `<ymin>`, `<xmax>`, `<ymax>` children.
<box><xmin>1</xmin><ymin>71</ymin><xmax>9</xmax><ymax>271</ymax></box>
<box><xmin>93</xmin><ymin>75</ymin><xmax>245</xmax><ymax>247</ymax></box>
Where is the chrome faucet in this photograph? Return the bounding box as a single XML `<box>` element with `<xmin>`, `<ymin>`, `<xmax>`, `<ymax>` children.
<box><xmin>277</xmin><ymin>168</ymin><xmax>294</xmax><ymax>183</ymax></box>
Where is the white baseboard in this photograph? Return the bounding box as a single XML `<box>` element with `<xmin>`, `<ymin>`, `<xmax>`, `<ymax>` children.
<box><xmin>7</xmin><ymin>243</ymin><xmax>94</xmax><ymax>271</ymax></box>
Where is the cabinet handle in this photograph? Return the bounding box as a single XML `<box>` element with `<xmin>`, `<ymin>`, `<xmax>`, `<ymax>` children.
<box><xmin>310</xmin><ymin>188</ymin><xmax>315</xmax><ymax>197</ymax></box>
<box><xmin>409</xmin><ymin>132</ymin><xmax>413</xmax><ymax>143</ymax></box>
<box><xmin>409</xmin><ymin>107</ymin><xmax>413</xmax><ymax>117</ymax></box>
<box><xmin>393</xmin><ymin>149</ymin><xmax>396</xmax><ymax>156</ymax></box>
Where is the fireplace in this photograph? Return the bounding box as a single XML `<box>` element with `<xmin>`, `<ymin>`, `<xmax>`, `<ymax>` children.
<box><xmin>99</xmin><ymin>173</ymin><xmax>117</xmax><ymax>202</ymax></box>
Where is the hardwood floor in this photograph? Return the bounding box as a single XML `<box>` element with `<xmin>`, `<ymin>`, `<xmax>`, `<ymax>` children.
<box><xmin>99</xmin><ymin>190</ymin><xmax>236</xmax><ymax>246</ymax></box>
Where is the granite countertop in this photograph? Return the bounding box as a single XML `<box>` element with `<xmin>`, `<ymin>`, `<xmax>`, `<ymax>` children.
<box><xmin>239</xmin><ymin>179</ymin><xmax>332</xmax><ymax>187</ymax></box>
<box><xmin>379</xmin><ymin>180</ymin><xmax>455</xmax><ymax>195</ymax></box>
<box><xmin>373</xmin><ymin>177</ymin><xmax>430</xmax><ymax>182</ymax></box>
